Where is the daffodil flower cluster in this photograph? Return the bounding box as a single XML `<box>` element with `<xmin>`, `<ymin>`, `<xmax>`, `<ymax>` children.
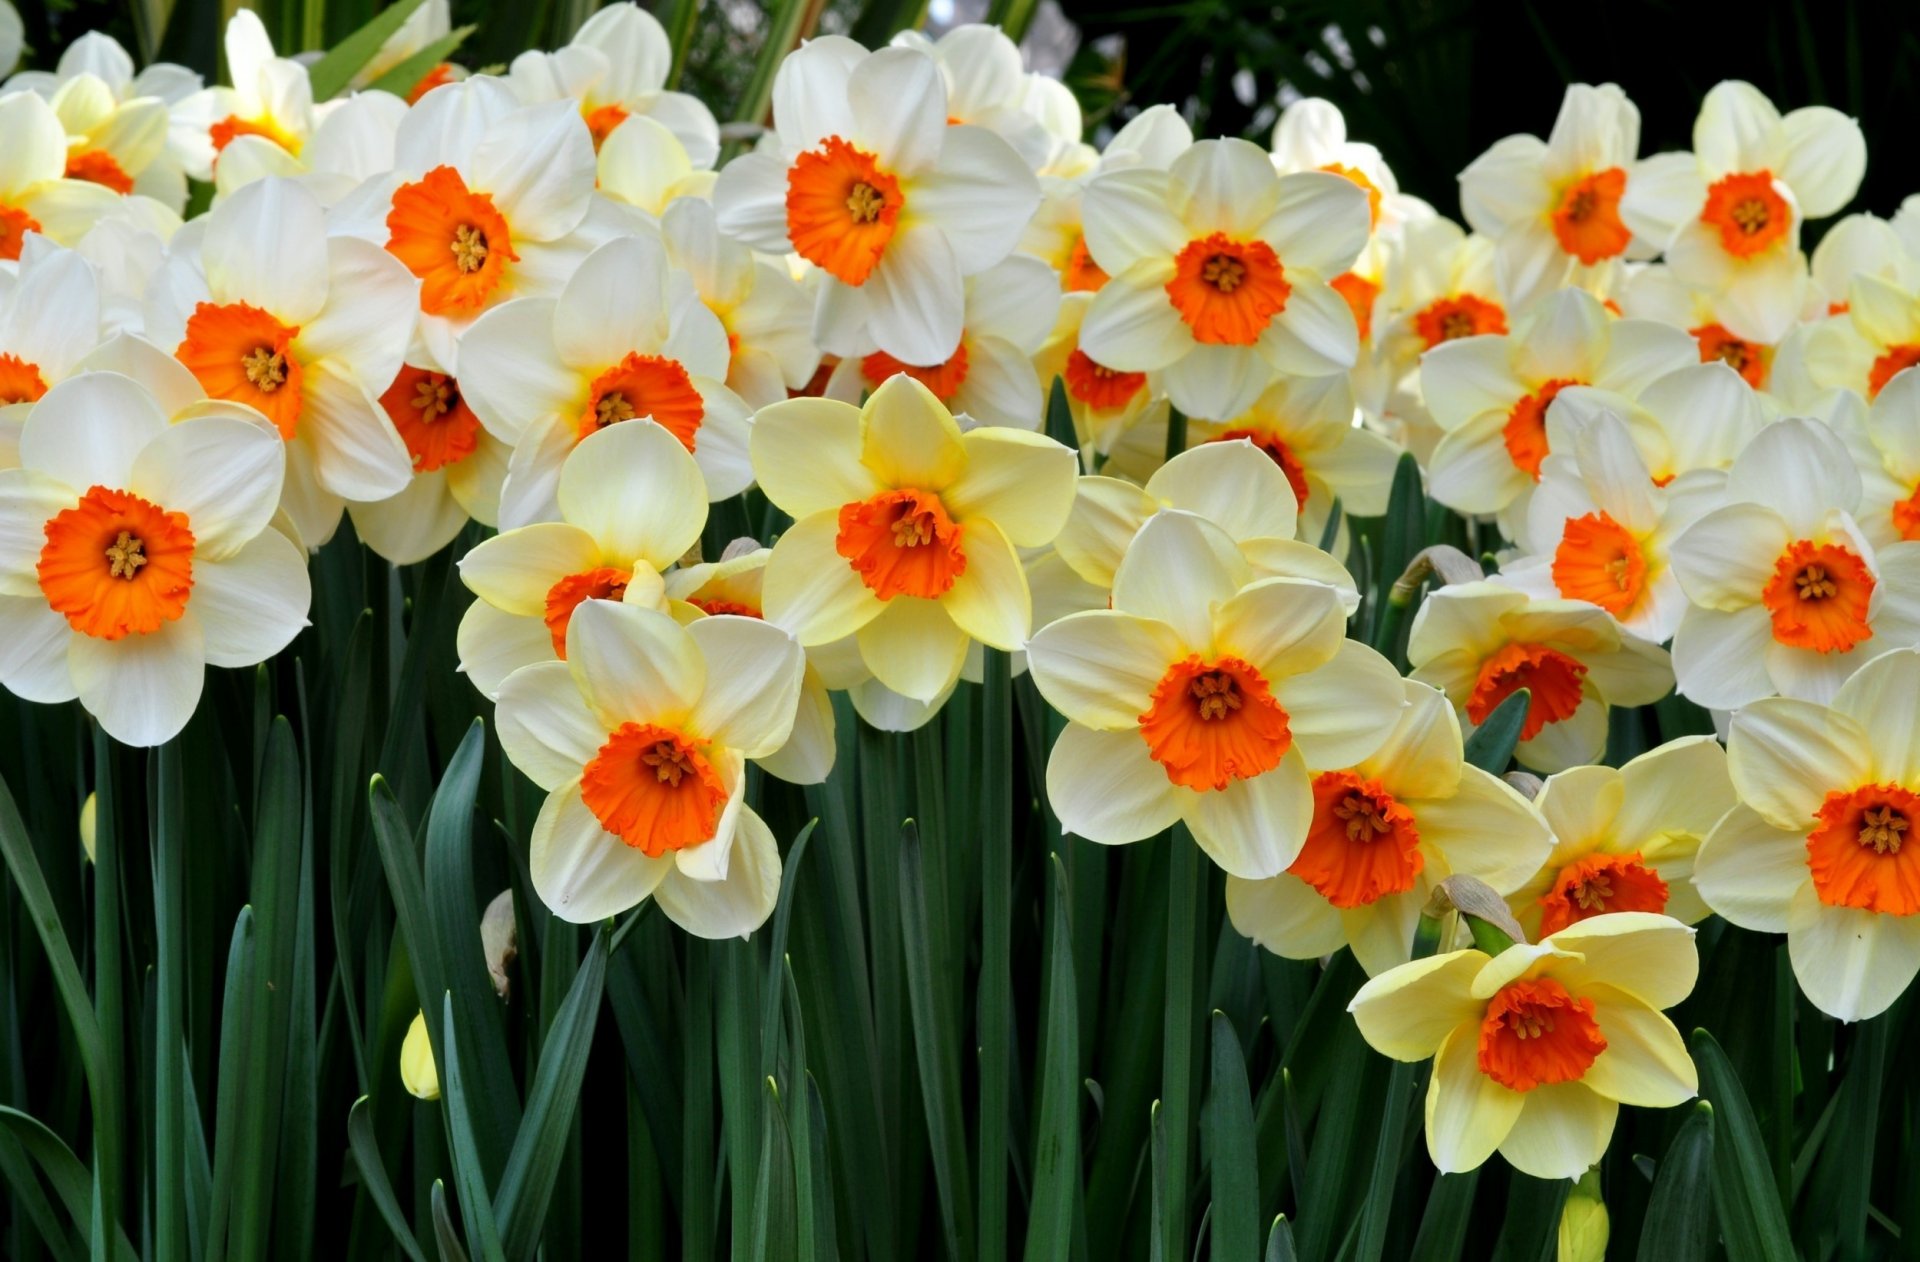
<box><xmin>7</xmin><ymin>6</ymin><xmax>1920</xmax><ymax>1185</ymax></box>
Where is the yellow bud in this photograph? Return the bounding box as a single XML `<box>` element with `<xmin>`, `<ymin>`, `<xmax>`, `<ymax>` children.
<box><xmin>79</xmin><ymin>793</ymin><xmax>97</xmax><ymax>865</ymax></box>
<box><xmin>400</xmin><ymin>1012</ymin><xmax>440</xmax><ymax>1101</ymax></box>
<box><xmin>1557</xmin><ymin>1168</ymin><xmax>1609</xmax><ymax>1262</ymax></box>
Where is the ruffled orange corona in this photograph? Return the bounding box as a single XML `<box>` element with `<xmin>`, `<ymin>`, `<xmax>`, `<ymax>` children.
<box><xmin>1700</xmin><ymin>171</ymin><xmax>1790</xmax><ymax>259</ymax></box>
<box><xmin>785</xmin><ymin>137</ymin><xmax>901</xmax><ymax>287</ymax></box>
<box><xmin>1760</xmin><ymin>540</ymin><xmax>1874</xmax><ymax>653</ymax></box>
<box><xmin>209</xmin><ymin>114</ymin><xmax>298</xmax><ymax>156</ymax></box>
<box><xmin>1477</xmin><ymin>978</ymin><xmax>1607</xmax><ymax>1092</ymax></box>
<box><xmin>1502</xmin><ymin>377</ymin><xmax>1581</xmax><ymax>480</ymax></box>
<box><xmin>1414</xmin><ymin>294</ymin><xmax>1507</xmax><ymax>349</ymax></box>
<box><xmin>176</xmin><ymin>301</ymin><xmax>303</xmax><ymax>439</ymax></box>
<box><xmin>1</xmin><ymin>205</ymin><xmax>43</xmax><ymax>262</ymax></box>
<box><xmin>0</xmin><ymin>353</ymin><xmax>48</xmax><ymax>405</ymax></box>
<box><xmin>1288</xmin><ymin>771</ymin><xmax>1423</xmax><ymax>907</ymax></box>
<box><xmin>1468</xmin><ymin>642</ymin><xmax>1588</xmax><ymax>741</ymax></box>
<box><xmin>1807</xmin><ymin>782</ymin><xmax>1920</xmax><ymax>915</ymax></box>
<box><xmin>1165</xmin><ymin>233</ymin><xmax>1291</xmax><ymax>346</ymax></box>
<box><xmin>1892</xmin><ymin>486</ymin><xmax>1920</xmax><ymax>542</ymax></box>
<box><xmin>386</xmin><ymin>165</ymin><xmax>517</xmax><ymax>316</ymax></box>
<box><xmin>1329</xmin><ymin>271</ymin><xmax>1379</xmax><ymax>341</ymax></box>
<box><xmin>1551</xmin><ymin>512</ymin><xmax>1646</xmax><ymax>616</ymax></box>
<box><xmin>584</xmin><ymin>103</ymin><xmax>629</xmax><ymax>149</ymax></box>
<box><xmin>1691</xmin><ymin>323</ymin><xmax>1769</xmax><ymax>388</ymax></box>
<box><xmin>1063</xmin><ymin>348</ymin><xmax>1145</xmax><ymax>410</ymax></box>
<box><xmin>579</xmin><ymin>721</ymin><xmax>730</xmax><ymax>855</ymax></box>
<box><xmin>1868</xmin><ymin>344</ymin><xmax>1920</xmax><ymax>399</ymax></box>
<box><xmin>1138</xmin><ymin>655</ymin><xmax>1292</xmax><ymax>791</ymax></box>
<box><xmin>579</xmin><ymin>353</ymin><xmax>706</xmax><ymax>450</ymax></box>
<box><xmin>38</xmin><ymin>486</ymin><xmax>196</xmax><ymax>640</ymax></box>
<box><xmin>860</xmin><ymin>345</ymin><xmax>969</xmax><ymax>402</ymax></box>
<box><xmin>1550</xmin><ymin>168</ymin><xmax>1631</xmax><ymax>264</ymax></box>
<box><xmin>1063</xmin><ymin>236</ymin><xmax>1108</xmax><ymax>293</ymax></box>
<box><xmin>543</xmin><ymin>567</ymin><xmax>632</xmax><ymax>657</ymax></box>
<box><xmin>1537</xmin><ymin>852</ymin><xmax>1670</xmax><ymax>935</ymax></box>
<box><xmin>686</xmin><ymin>597</ymin><xmax>761</xmax><ymax>618</ymax></box>
<box><xmin>64</xmin><ymin>150</ymin><xmax>134</xmax><ymax>195</ymax></box>
<box><xmin>1213</xmin><ymin>428</ymin><xmax>1309</xmax><ymax>509</ymax></box>
<box><xmin>379</xmin><ymin>366</ymin><xmax>482</xmax><ymax>472</ymax></box>
<box><xmin>835</xmin><ymin>489</ymin><xmax>967</xmax><ymax>599</ymax></box>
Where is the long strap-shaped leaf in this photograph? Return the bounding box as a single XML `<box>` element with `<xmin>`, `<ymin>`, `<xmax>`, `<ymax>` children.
<box><xmin>305</xmin><ymin>0</ymin><xmax>429</xmax><ymax>100</ymax></box>
<box><xmin>0</xmin><ymin>1108</ymin><xmax>139</xmax><ymax>1262</ymax></box>
<box><xmin>0</xmin><ymin>775</ymin><xmax>102</xmax><ymax>1087</ymax></box>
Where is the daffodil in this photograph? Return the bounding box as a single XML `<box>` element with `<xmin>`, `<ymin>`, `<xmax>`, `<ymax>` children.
<box><xmin>1615</xmin><ymin>263</ymin><xmax>1778</xmax><ymax>389</ymax></box>
<box><xmin>1458</xmin><ymin>84</ymin><xmax>1649</xmax><ymax>314</ymax></box>
<box><xmin>494</xmin><ymin>599</ymin><xmax>802</xmax><ymax>935</ymax></box>
<box><xmin>0</xmin><ymin>89</ymin><xmax>120</xmax><ymax>261</ymax></box>
<box><xmin>1695</xmin><ymin>648</ymin><xmax>1920</xmax><ymax>1020</ymax></box>
<box><xmin>1077</xmin><ymin>137</ymin><xmax>1370</xmax><ymax>419</ymax></box>
<box><xmin>144</xmin><ymin>176</ymin><xmax>418</xmax><ymax>547</ymax></box>
<box><xmin>1407</xmin><ymin>581</ymin><xmax>1672</xmax><ymax>774</ymax></box>
<box><xmin>457</xmin><ymin>232</ymin><xmax>752</xmax><ymax>523</ymax></box>
<box><xmin>456</xmin><ymin>418</ymin><xmax>706</xmax><ymax>698</ymax></box>
<box><xmin>1668</xmin><ymin>417</ymin><xmax>1920</xmax><ymax>709</ymax></box>
<box><xmin>0</xmin><ymin>371</ymin><xmax>309</xmax><ymax>745</ymax></box>
<box><xmin>712</xmin><ymin>36</ymin><xmax>1039</xmax><ymax>366</ymax></box>
<box><xmin>1846</xmin><ymin>365</ymin><xmax>1920</xmax><ymax>549</ymax></box>
<box><xmin>1349</xmin><ymin>912</ymin><xmax>1698</xmax><ymax>1179</ymax></box>
<box><xmin>753</xmin><ymin>375</ymin><xmax>1076</xmax><ymax>704</ymax></box>
<box><xmin>1026</xmin><ymin>509</ymin><xmax>1403</xmax><ymax>877</ymax></box>
<box><xmin>1020</xmin><ymin>104</ymin><xmax>1193</xmax><ymax>295</ymax></box>
<box><xmin>890</xmin><ymin>24</ymin><xmax>1056</xmax><ymax>169</ymax></box>
<box><xmin>1031</xmin><ymin>292</ymin><xmax>1165</xmax><ymax>459</ymax></box>
<box><xmin>1622</xmin><ymin>81</ymin><xmax>1864</xmax><ymax>343</ymax></box>
<box><xmin>1378</xmin><ymin>216</ymin><xmax>1507</xmax><ymax>379</ymax></box>
<box><xmin>1227</xmin><ymin>679</ymin><xmax>1552</xmax><ymax>974</ymax></box>
<box><xmin>170</xmin><ymin>12</ymin><xmax>318</xmax><ymax>184</ymax></box>
<box><xmin>591</xmin><ymin>114</ymin><xmax>712</xmax><ymax>218</ymax></box>
<box><xmin>346</xmin><ymin>362</ymin><xmax>509</xmax><ymax>565</ymax></box>
<box><xmin>0</xmin><ymin>239</ymin><xmax>108</xmax><ymax>453</ymax></box>
<box><xmin>209</xmin><ymin>89</ymin><xmax>407</xmax><ymax>206</ymax></box>
<box><xmin>661</xmin><ymin>197</ymin><xmax>819</xmax><ymax>409</ymax></box>
<box><xmin>1508</xmin><ymin>737</ymin><xmax>1731</xmax><ymax>941</ymax></box>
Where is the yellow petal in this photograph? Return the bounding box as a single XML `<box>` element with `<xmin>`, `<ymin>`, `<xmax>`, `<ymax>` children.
<box><xmin>1348</xmin><ymin>949</ymin><xmax>1487</xmax><ymax>1061</ymax></box>
<box><xmin>761</xmin><ymin>510</ymin><xmax>885</xmax><ymax>646</ymax></box>
<box><xmin>1497</xmin><ymin>1082</ymin><xmax>1616</xmax><ymax>1181</ymax></box>
<box><xmin>1579</xmin><ymin>983</ymin><xmax>1698</xmax><ymax>1107</ymax></box>
<box><xmin>1424</xmin><ymin>1024</ymin><xmax>1524</xmax><ymax>1173</ymax></box>
<box><xmin>861</xmin><ymin>375</ymin><xmax>967</xmax><ymax>491</ymax></box>
<box><xmin>941</xmin><ymin>519</ymin><xmax>1031</xmax><ymax>650</ymax></box>
<box><xmin>943</xmin><ymin>427</ymin><xmax>1079</xmax><ymax>548</ymax></box>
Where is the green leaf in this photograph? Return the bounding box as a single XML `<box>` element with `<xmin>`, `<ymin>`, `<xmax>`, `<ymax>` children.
<box><xmin>89</xmin><ymin>732</ymin><xmax>125</xmax><ymax>1262</ymax></box>
<box><xmin>1264</xmin><ymin>1216</ymin><xmax>1298</xmax><ymax>1262</ymax></box>
<box><xmin>899</xmin><ymin>817</ymin><xmax>976</xmax><ymax>1260</ymax></box>
<box><xmin>440</xmin><ymin>993</ymin><xmax>506</xmax><ymax>1262</ymax></box>
<box><xmin>1024</xmin><ymin>855</ymin><xmax>1082</xmax><ymax>1262</ymax></box>
<box><xmin>0</xmin><ymin>774</ymin><xmax>102</xmax><ymax>1089</ymax></box>
<box><xmin>493</xmin><ymin>926</ymin><xmax>610</xmax><ymax>1258</ymax></box>
<box><xmin>0</xmin><ymin>1108</ymin><xmax>138</xmax><ymax>1262</ymax></box>
<box><xmin>1638</xmin><ymin>1102</ymin><xmax>1715</xmax><ymax>1261</ymax></box>
<box><xmin>348</xmin><ymin>1097</ymin><xmax>430</xmax><ymax>1262</ymax></box>
<box><xmin>306</xmin><ymin>0</ymin><xmax>429</xmax><ymax>100</ymax></box>
<box><xmin>1463</xmin><ymin>689</ymin><xmax>1531</xmax><ymax>774</ymax></box>
<box><xmin>1693</xmin><ymin>1028</ymin><xmax>1795</xmax><ymax>1262</ymax></box>
<box><xmin>207</xmin><ymin>908</ymin><xmax>257</xmax><ymax>1262</ymax></box>
<box><xmin>980</xmin><ymin>647</ymin><xmax>1014</xmax><ymax>1262</ymax></box>
<box><xmin>365</xmin><ymin>26</ymin><xmax>476</xmax><ymax>97</ymax></box>
<box><xmin>151</xmin><ymin>740</ymin><xmax>189</xmax><ymax>1262</ymax></box>
<box><xmin>430</xmin><ymin>1181</ymin><xmax>472</xmax><ymax>1262</ymax></box>
<box><xmin>1408</xmin><ymin>1171</ymin><xmax>1479</xmax><ymax>1261</ymax></box>
<box><xmin>1159</xmin><ymin>827</ymin><xmax>1203</xmax><ymax>1260</ymax></box>
<box><xmin>732</xmin><ymin>0</ymin><xmax>816</xmax><ymax>128</ymax></box>
<box><xmin>1044</xmin><ymin>375</ymin><xmax>1078</xmax><ymax>451</ymax></box>
<box><xmin>748</xmin><ymin>1078</ymin><xmax>799</xmax><ymax>1262</ymax></box>
<box><xmin>1354</xmin><ymin>1058</ymin><xmax>1420</xmax><ymax>1261</ymax></box>
<box><xmin>1205</xmin><ymin>1013</ymin><xmax>1260</xmax><ymax>1262</ymax></box>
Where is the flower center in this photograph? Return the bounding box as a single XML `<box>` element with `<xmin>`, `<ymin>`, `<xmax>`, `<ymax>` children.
<box><xmin>584</xmin><ymin>103</ymin><xmax>630</xmax><ymax>149</ymax></box>
<box><xmin>0</xmin><ymin>204</ymin><xmax>45</xmax><ymax>262</ymax></box>
<box><xmin>1550</xmin><ymin>168</ymin><xmax>1631</xmax><ymax>265</ymax></box>
<box><xmin>1213</xmin><ymin>428</ymin><xmax>1310</xmax><ymax>509</ymax></box>
<box><xmin>1502</xmin><ymin>377</ymin><xmax>1582</xmax><ymax>480</ymax></box>
<box><xmin>1138</xmin><ymin>655</ymin><xmax>1292</xmax><ymax>791</ymax></box>
<box><xmin>38</xmin><ymin>486</ymin><xmax>196</xmax><ymax>640</ymax></box>
<box><xmin>1467</xmin><ymin>642</ymin><xmax>1588</xmax><ymax>742</ymax></box>
<box><xmin>786</xmin><ymin>136</ymin><xmax>902</xmax><ymax>287</ymax></box>
<box><xmin>1551</xmin><ymin>511</ymin><xmax>1646</xmax><ymax>616</ymax></box>
<box><xmin>834</xmin><ymin>488</ymin><xmax>967</xmax><ymax>600</ymax></box>
<box><xmin>379</xmin><ymin>365</ymin><xmax>483</xmax><ymax>472</ymax></box>
<box><xmin>1477</xmin><ymin>978</ymin><xmax>1607</xmax><ymax>1092</ymax></box>
<box><xmin>1064</xmin><ymin>347</ymin><xmax>1146</xmax><ymax>411</ymax></box>
<box><xmin>1537</xmin><ymin>851</ymin><xmax>1670</xmax><ymax>935</ymax></box>
<box><xmin>1691</xmin><ymin>323</ymin><xmax>1768</xmax><ymax>388</ymax></box>
<box><xmin>1807</xmin><ymin>783</ymin><xmax>1920</xmax><ymax>915</ymax></box>
<box><xmin>1287</xmin><ymin>770</ymin><xmax>1424</xmax><ymax>907</ymax></box>
<box><xmin>1868</xmin><ymin>344</ymin><xmax>1920</xmax><ymax>399</ymax></box>
<box><xmin>1166</xmin><ymin>233</ymin><xmax>1291</xmax><ymax>346</ymax></box>
<box><xmin>64</xmin><ymin>150</ymin><xmax>135</xmax><ymax>195</ymax></box>
<box><xmin>1414</xmin><ymin>294</ymin><xmax>1508</xmax><ymax>349</ymax></box>
<box><xmin>386</xmin><ymin>165</ymin><xmax>518</xmax><ymax>317</ymax></box>
<box><xmin>1701</xmin><ymin>171</ymin><xmax>1791</xmax><ymax>259</ymax></box>
<box><xmin>1064</xmin><ymin>235</ymin><xmax>1108</xmax><ymax>293</ymax></box>
<box><xmin>579</xmin><ymin>721</ymin><xmax>729</xmax><ymax>856</ymax></box>
<box><xmin>579</xmin><ymin>353</ymin><xmax>706</xmax><ymax>450</ymax></box>
<box><xmin>861</xmin><ymin>345</ymin><xmax>971</xmax><ymax>402</ymax></box>
<box><xmin>177</xmin><ymin>301</ymin><xmax>303</xmax><ymax>439</ymax></box>
<box><xmin>0</xmin><ymin>352</ymin><xmax>49</xmax><ymax>405</ymax></box>
<box><xmin>543</xmin><ymin>566</ymin><xmax>633</xmax><ymax>658</ymax></box>
<box><xmin>1760</xmin><ymin>540</ymin><xmax>1874</xmax><ymax>654</ymax></box>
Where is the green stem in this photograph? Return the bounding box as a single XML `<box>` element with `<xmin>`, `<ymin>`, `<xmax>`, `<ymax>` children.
<box><xmin>153</xmin><ymin>739</ymin><xmax>188</xmax><ymax>1262</ymax></box>
<box><xmin>1160</xmin><ymin>826</ymin><xmax>1200</xmax><ymax>1259</ymax></box>
<box><xmin>978</xmin><ymin>649</ymin><xmax>1011</xmax><ymax>1262</ymax></box>
<box><xmin>1163</xmin><ymin>406</ymin><xmax>1189</xmax><ymax>466</ymax></box>
<box><xmin>90</xmin><ymin>732</ymin><xmax>124</xmax><ymax>1262</ymax></box>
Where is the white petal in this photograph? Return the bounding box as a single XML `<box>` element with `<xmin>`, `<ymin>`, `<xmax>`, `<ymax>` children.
<box><xmin>128</xmin><ymin>415</ymin><xmax>284</xmax><ymax>561</ymax></box>
<box><xmin>470</xmin><ymin>99</ymin><xmax>596</xmax><ymax>242</ymax></box>
<box><xmin>656</xmin><ymin>805</ymin><xmax>782</xmax><ymax>939</ymax></box>
<box><xmin>864</xmin><ymin>227</ymin><xmax>965</xmax><ymax>366</ymax></box>
<box><xmin>684</xmin><ymin>615</ymin><xmax>805</xmax><ymax>757</ymax></box>
<box><xmin>190</xmin><ymin>530</ymin><xmax>309</xmax><ymax>667</ymax></box>
<box><xmin>530</xmin><ymin>781</ymin><xmax>672</xmax><ymax>923</ymax></box>
<box><xmin>1779</xmin><ymin>106</ymin><xmax>1865</xmax><ymax>219</ymax></box>
<box><xmin>1270</xmin><ymin>639</ymin><xmax>1406</xmax><ymax>767</ymax></box>
<box><xmin>907</xmin><ymin>124</ymin><xmax>1039</xmax><ymax>274</ymax></box>
<box><xmin>1694</xmin><ymin>804</ymin><xmax>1808</xmax><ymax>934</ymax></box>
<box><xmin>298</xmin><ymin>359</ymin><xmax>413</xmax><ymax>502</ymax></box>
<box><xmin>19</xmin><ymin>371</ymin><xmax>167</xmax><ymax>493</ymax></box>
<box><xmin>1788</xmin><ymin>882</ymin><xmax>1920</xmax><ymax>1022</ymax></box>
<box><xmin>846</xmin><ymin>47</ymin><xmax>945</xmax><ymax>175</ymax></box>
<box><xmin>1497</xmin><ymin>1082</ymin><xmax>1615</xmax><ymax>1181</ymax></box>
<box><xmin>201</xmin><ymin>177</ymin><xmax>327</xmax><ymax>324</ymax></box>
<box><xmin>1110</xmin><ymin>510</ymin><xmax>1245</xmax><ymax>649</ymax></box>
<box><xmin>495</xmin><ymin>659</ymin><xmax>605</xmax><ymax>791</ymax></box>
<box><xmin>296</xmin><ymin>237</ymin><xmax>417</xmax><ymax>394</ymax></box>
<box><xmin>1025</xmin><ymin>610</ymin><xmax>1186</xmax><ymax>729</ymax></box>
<box><xmin>564</xmin><ymin>598</ymin><xmax>704</xmax><ymax>729</ymax></box>
<box><xmin>1045</xmin><ymin>721</ymin><xmax>1184</xmax><ymax>844</ymax></box>
<box><xmin>69</xmin><ymin>612</ymin><xmax>205</xmax><ymax>747</ymax></box>
<box><xmin>1185</xmin><ymin>746</ymin><xmax>1313</xmax><ymax>878</ymax></box>
<box><xmin>1077</xmin><ymin>266</ymin><xmax>1189</xmax><ymax>372</ymax></box>
<box><xmin>0</xmin><ymin>597</ymin><xmax>78</xmax><ymax>703</ymax></box>
<box><xmin>1727</xmin><ymin>695</ymin><xmax>1872</xmax><ymax>828</ymax></box>
<box><xmin>856</xmin><ymin>595</ymin><xmax>968</xmax><ymax>703</ymax></box>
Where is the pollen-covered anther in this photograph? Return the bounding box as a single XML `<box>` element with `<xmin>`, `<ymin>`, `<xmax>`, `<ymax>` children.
<box><xmin>1190</xmin><ymin>670</ymin><xmax>1241</xmax><ymax>720</ymax></box>
<box><xmin>451</xmin><ymin>224</ymin><xmax>489</xmax><ymax>273</ymax></box>
<box><xmin>1797</xmin><ymin>565</ymin><xmax>1837</xmax><ymax>600</ymax></box>
<box><xmin>1202</xmin><ymin>254</ymin><xmax>1246</xmax><ymax>293</ymax></box>
<box><xmin>104</xmin><ymin>532</ymin><xmax>147</xmax><ymax>580</ymax></box>
<box><xmin>243</xmin><ymin>346</ymin><xmax>286</xmax><ymax>391</ymax></box>
<box><xmin>642</xmin><ymin>740</ymin><xmax>695</xmax><ymax>786</ymax></box>
<box><xmin>413</xmin><ymin>376</ymin><xmax>452</xmax><ymax>417</ymax></box>
<box><xmin>1859</xmin><ymin>805</ymin><xmax>1909</xmax><ymax>855</ymax></box>
<box><xmin>595</xmin><ymin>392</ymin><xmax>637</xmax><ymax>427</ymax></box>
<box><xmin>846</xmin><ymin>182</ymin><xmax>885</xmax><ymax>223</ymax></box>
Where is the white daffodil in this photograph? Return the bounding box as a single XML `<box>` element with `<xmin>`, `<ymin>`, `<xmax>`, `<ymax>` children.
<box><xmin>0</xmin><ymin>89</ymin><xmax>121</xmax><ymax>261</ymax></box>
<box><xmin>660</xmin><ymin>197</ymin><xmax>819</xmax><ymax>409</ymax></box>
<box><xmin>0</xmin><ymin>239</ymin><xmax>108</xmax><ymax>456</ymax></box>
<box><xmin>346</xmin><ymin>361</ymin><xmax>509</xmax><ymax>565</ymax></box>
<box><xmin>169</xmin><ymin>12</ymin><xmax>319</xmax><ymax>183</ymax></box>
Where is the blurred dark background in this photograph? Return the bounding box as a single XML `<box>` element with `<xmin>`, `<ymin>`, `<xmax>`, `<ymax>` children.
<box><xmin>13</xmin><ymin>0</ymin><xmax>1917</xmax><ymax>224</ymax></box>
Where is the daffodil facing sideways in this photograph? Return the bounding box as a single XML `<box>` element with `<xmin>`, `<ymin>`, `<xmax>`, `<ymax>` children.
<box><xmin>1508</xmin><ymin>736</ymin><xmax>1731</xmax><ymax>942</ymax></box>
<box><xmin>0</xmin><ymin>239</ymin><xmax>109</xmax><ymax>451</ymax></box>
<box><xmin>752</xmin><ymin>375</ymin><xmax>1077</xmax><ymax>706</ymax></box>
<box><xmin>1076</xmin><ymin>136</ymin><xmax>1371</xmax><ymax>420</ymax></box>
<box><xmin>169</xmin><ymin>11</ymin><xmax>318</xmax><ymax>183</ymax></box>
<box><xmin>1668</xmin><ymin>417</ymin><xmax>1920</xmax><ymax>710</ymax></box>
<box><xmin>0</xmin><ymin>371</ymin><xmax>309</xmax><ymax>745</ymax></box>
<box><xmin>456</xmin><ymin>418</ymin><xmax>707</xmax><ymax>699</ymax></box>
<box><xmin>1407</xmin><ymin>582</ymin><xmax>1672</xmax><ymax>774</ymax></box>
<box><xmin>1349</xmin><ymin>912</ymin><xmax>1699</xmax><ymax>1180</ymax></box>
<box><xmin>711</xmin><ymin>36</ymin><xmax>1040</xmax><ymax>366</ymax></box>
<box><xmin>1025</xmin><ymin>509</ymin><xmax>1404</xmax><ymax>878</ymax></box>
<box><xmin>1227</xmin><ymin>679</ymin><xmax>1552</xmax><ymax>974</ymax></box>
<box><xmin>347</xmin><ymin>361</ymin><xmax>509</xmax><ymax>565</ymax></box>
<box><xmin>493</xmin><ymin>599</ymin><xmax>803</xmax><ymax>935</ymax></box>
<box><xmin>0</xmin><ymin>89</ymin><xmax>121</xmax><ymax>261</ymax></box>
<box><xmin>1694</xmin><ymin>648</ymin><xmax>1920</xmax><ymax>1021</ymax></box>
